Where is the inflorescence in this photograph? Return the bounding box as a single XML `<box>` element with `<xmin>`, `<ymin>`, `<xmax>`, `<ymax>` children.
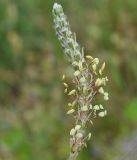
<box><xmin>52</xmin><ymin>3</ymin><xmax>109</xmax><ymax>160</ymax></box>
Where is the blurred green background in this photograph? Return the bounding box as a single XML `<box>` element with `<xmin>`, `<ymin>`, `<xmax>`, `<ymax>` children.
<box><xmin>0</xmin><ymin>0</ymin><xmax>137</xmax><ymax>160</ymax></box>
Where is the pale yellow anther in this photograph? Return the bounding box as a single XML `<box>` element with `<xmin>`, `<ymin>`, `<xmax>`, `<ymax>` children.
<box><xmin>92</xmin><ymin>64</ymin><xmax>97</xmax><ymax>74</ymax></box>
<box><xmin>93</xmin><ymin>105</ymin><xmax>100</xmax><ymax>110</ymax></box>
<box><xmin>67</xmin><ymin>109</ymin><xmax>75</xmax><ymax>114</ymax></box>
<box><xmin>92</xmin><ymin>58</ymin><xmax>99</xmax><ymax>65</ymax></box>
<box><xmin>72</xmin><ymin>101</ymin><xmax>76</xmax><ymax>107</ymax></box>
<box><xmin>76</xmin><ymin>132</ymin><xmax>83</xmax><ymax>138</ymax></box>
<box><xmin>99</xmin><ymin>104</ymin><xmax>104</xmax><ymax>109</ymax></box>
<box><xmin>64</xmin><ymin>88</ymin><xmax>67</xmax><ymax>93</ymax></box>
<box><xmin>68</xmin><ymin>103</ymin><xmax>72</xmax><ymax>107</ymax></box>
<box><xmin>81</xmin><ymin>105</ymin><xmax>88</xmax><ymax>111</ymax></box>
<box><xmin>104</xmin><ymin>92</ymin><xmax>109</xmax><ymax>101</ymax></box>
<box><xmin>80</xmin><ymin>77</ymin><xmax>86</xmax><ymax>83</ymax></box>
<box><xmin>62</xmin><ymin>74</ymin><xmax>65</xmax><ymax>80</ymax></box>
<box><xmin>89</xmin><ymin>104</ymin><xmax>93</xmax><ymax>109</ymax></box>
<box><xmin>99</xmin><ymin>62</ymin><xmax>105</xmax><ymax>75</ymax></box>
<box><xmin>95</xmin><ymin>78</ymin><xmax>102</xmax><ymax>87</ymax></box>
<box><xmin>98</xmin><ymin>87</ymin><xmax>104</xmax><ymax>94</ymax></box>
<box><xmin>74</xmin><ymin>70</ymin><xmax>80</xmax><ymax>77</ymax></box>
<box><xmin>70</xmin><ymin>128</ymin><xmax>76</xmax><ymax>136</ymax></box>
<box><xmin>75</xmin><ymin>125</ymin><xmax>81</xmax><ymax>130</ymax></box>
<box><xmin>88</xmin><ymin>133</ymin><xmax>92</xmax><ymax>140</ymax></box>
<box><xmin>86</xmin><ymin>55</ymin><xmax>93</xmax><ymax>60</ymax></box>
<box><xmin>78</xmin><ymin>62</ymin><xmax>83</xmax><ymax>71</ymax></box>
<box><xmin>68</xmin><ymin>89</ymin><xmax>76</xmax><ymax>96</ymax></box>
<box><xmin>63</xmin><ymin>83</ymin><xmax>68</xmax><ymax>87</ymax></box>
<box><xmin>98</xmin><ymin>111</ymin><xmax>105</xmax><ymax>117</ymax></box>
<box><xmin>83</xmin><ymin>87</ymin><xmax>88</xmax><ymax>94</ymax></box>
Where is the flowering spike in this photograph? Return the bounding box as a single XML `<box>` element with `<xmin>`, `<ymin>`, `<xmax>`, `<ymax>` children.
<box><xmin>52</xmin><ymin>3</ymin><xmax>109</xmax><ymax>159</ymax></box>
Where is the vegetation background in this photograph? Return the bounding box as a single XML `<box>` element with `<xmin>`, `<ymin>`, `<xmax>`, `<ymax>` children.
<box><xmin>0</xmin><ymin>0</ymin><xmax>137</xmax><ymax>160</ymax></box>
